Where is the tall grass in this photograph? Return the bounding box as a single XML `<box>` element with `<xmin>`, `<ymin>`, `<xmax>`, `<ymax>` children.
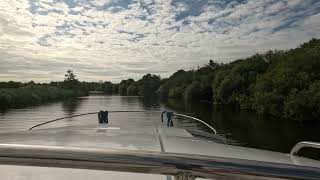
<box><xmin>0</xmin><ymin>86</ymin><xmax>87</xmax><ymax>108</ymax></box>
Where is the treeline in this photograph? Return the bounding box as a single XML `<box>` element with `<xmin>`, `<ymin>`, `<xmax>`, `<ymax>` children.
<box><xmin>49</xmin><ymin>81</ymin><xmax>118</xmax><ymax>94</ymax></box>
<box><xmin>0</xmin><ymin>70</ymin><xmax>122</xmax><ymax>109</ymax></box>
<box><xmin>0</xmin><ymin>86</ymin><xmax>87</xmax><ymax>108</ymax></box>
<box><xmin>0</xmin><ymin>70</ymin><xmax>88</xmax><ymax>109</ymax></box>
<box><xmin>157</xmin><ymin>39</ymin><xmax>320</xmax><ymax>122</ymax></box>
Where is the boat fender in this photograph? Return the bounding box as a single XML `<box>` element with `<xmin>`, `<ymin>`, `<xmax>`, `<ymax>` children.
<box><xmin>161</xmin><ymin>111</ymin><xmax>174</xmax><ymax>127</ymax></box>
<box><xmin>166</xmin><ymin>112</ymin><xmax>174</xmax><ymax>127</ymax></box>
<box><xmin>98</xmin><ymin>111</ymin><xmax>108</xmax><ymax>124</ymax></box>
<box><xmin>161</xmin><ymin>111</ymin><xmax>166</xmax><ymax>122</ymax></box>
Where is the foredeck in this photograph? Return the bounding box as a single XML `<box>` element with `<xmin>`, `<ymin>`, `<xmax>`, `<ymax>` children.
<box><xmin>0</xmin><ymin>123</ymin><xmax>319</xmax><ymax>169</ymax></box>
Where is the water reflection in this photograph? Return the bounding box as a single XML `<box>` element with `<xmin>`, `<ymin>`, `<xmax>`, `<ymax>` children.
<box><xmin>0</xmin><ymin>95</ymin><xmax>319</xmax><ymax>153</ymax></box>
<box><xmin>142</xmin><ymin>95</ymin><xmax>161</xmax><ymax>109</ymax></box>
<box><xmin>119</xmin><ymin>96</ymin><xmax>143</xmax><ymax>110</ymax></box>
<box><xmin>162</xmin><ymin>98</ymin><xmax>320</xmax><ymax>153</ymax></box>
<box><xmin>62</xmin><ymin>98</ymin><xmax>83</xmax><ymax>116</ymax></box>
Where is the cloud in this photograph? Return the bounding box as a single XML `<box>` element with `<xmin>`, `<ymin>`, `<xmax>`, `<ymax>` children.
<box><xmin>0</xmin><ymin>0</ymin><xmax>319</xmax><ymax>82</ymax></box>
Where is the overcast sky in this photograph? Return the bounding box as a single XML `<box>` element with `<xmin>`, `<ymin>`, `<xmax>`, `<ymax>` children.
<box><xmin>0</xmin><ymin>0</ymin><xmax>319</xmax><ymax>82</ymax></box>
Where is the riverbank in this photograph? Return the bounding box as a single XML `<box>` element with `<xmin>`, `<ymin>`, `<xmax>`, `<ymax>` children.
<box><xmin>156</xmin><ymin>39</ymin><xmax>320</xmax><ymax>122</ymax></box>
<box><xmin>0</xmin><ymin>86</ymin><xmax>88</xmax><ymax>109</ymax></box>
<box><xmin>113</xmin><ymin>39</ymin><xmax>320</xmax><ymax>122</ymax></box>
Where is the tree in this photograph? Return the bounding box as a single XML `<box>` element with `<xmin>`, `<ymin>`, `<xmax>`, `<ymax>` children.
<box><xmin>102</xmin><ymin>81</ymin><xmax>113</xmax><ymax>93</ymax></box>
<box><xmin>207</xmin><ymin>60</ymin><xmax>220</xmax><ymax>69</ymax></box>
<box><xmin>249</xmin><ymin>39</ymin><xmax>320</xmax><ymax>120</ymax></box>
<box><xmin>184</xmin><ymin>81</ymin><xmax>201</xmax><ymax>100</ymax></box>
<box><xmin>127</xmin><ymin>84</ymin><xmax>139</xmax><ymax>95</ymax></box>
<box><xmin>64</xmin><ymin>69</ymin><xmax>77</xmax><ymax>81</ymax></box>
<box><xmin>62</xmin><ymin>69</ymin><xmax>79</xmax><ymax>89</ymax></box>
<box><xmin>139</xmin><ymin>74</ymin><xmax>161</xmax><ymax>96</ymax></box>
<box><xmin>118</xmin><ymin>79</ymin><xmax>135</xmax><ymax>95</ymax></box>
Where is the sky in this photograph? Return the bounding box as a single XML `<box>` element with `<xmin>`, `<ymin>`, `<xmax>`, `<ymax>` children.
<box><xmin>0</xmin><ymin>0</ymin><xmax>319</xmax><ymax>83</ymax></box>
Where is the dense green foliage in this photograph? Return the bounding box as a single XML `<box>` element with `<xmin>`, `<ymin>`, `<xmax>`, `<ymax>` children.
<box><xmin>249</xmin><ymin>39</ymin><xmax>320</xmax><ymax>121</ymax></box>
<box><xmin>117</xmin><ymin>74</ymin><xmax>161</xmax><ymax>96</ymax></box>
<box><xmin>0</xmin><ymin>86</ymin><xmax>87</xmax><ymax>108</ymax></box>
<box><xmin>0</xmin><ymin>70</ymin><xmax>89</xmax><ymax>109</ymax></box>
<box><xmin>86</xmin><ymin>81</ymin><xmax>117</xmax><ymax>93</ymax></box>
<box><xmin>158</xmin><ymin>39</ymin><xmax>320</xmax><ymax>122</ymax></box>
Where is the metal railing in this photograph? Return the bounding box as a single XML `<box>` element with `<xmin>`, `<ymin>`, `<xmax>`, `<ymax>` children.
<box><xmin>0</xmin><ymin>144</ymin><xmax>319</xmax><ymax>180</ymax></box>
<box><xmin>29</xmin><ymin>110</ymin><xmax>161</xmax><ymax>130</ymax></box>
<box><xmin>290</xmin><ymin>141</ymin><xmax>320</xmax><ymax>156</ymax></box>
<box><xmin>28</xmin><ymin>110</ymin><xmax>217</xmax><ymax>135</ymax></box>
<box><xmin>173</xmin><ymin>113</ymin><xmax>217</xmax><ymax>134</ymax></box>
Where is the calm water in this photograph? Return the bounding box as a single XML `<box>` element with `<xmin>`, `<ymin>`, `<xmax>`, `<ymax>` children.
<box><xmin>0</xmin><ymin>94</ymin><xmax>319</xmax><ymax>153</ymax></box>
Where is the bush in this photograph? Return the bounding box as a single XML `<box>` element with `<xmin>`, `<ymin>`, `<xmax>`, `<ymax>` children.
<box><xmin>0</xmin><ymin>86</ymin><xmax>87</xmax><ymax>109</ymax></box>
<box><xmin>250</xmin><ymin>39</ymin><xmax>320</xmax><ymax>120</ymax></box>
<box><xmin>184</xmin><ymin>81</ymin><xmax>201</xmax><ymax>100</ymax></box>
<box><xmin>168</xmin><ymin>86</ymin><xmax>184</xmax><ymax>98</ymax></box>
<box><xmin>284</xmin><ymin>81</ymin><xmax>320</xmax><ymax>121</ymax></box>
<box><xmin>127</xmin><ymin>84</ymin><xmax>139</xmax><ymax>95</ymax></box>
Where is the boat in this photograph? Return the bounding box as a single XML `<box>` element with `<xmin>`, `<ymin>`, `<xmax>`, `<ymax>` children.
<box><xmin>0</xmin><ymin>110</ymin><xmax>319</xmax><ymax>180</ymax></box>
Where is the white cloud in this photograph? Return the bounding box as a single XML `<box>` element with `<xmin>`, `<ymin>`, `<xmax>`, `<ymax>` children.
<box><xmin>0</xmin><ymin>0</ymin><xmax>319</xmax><ymax>82</ymax></box>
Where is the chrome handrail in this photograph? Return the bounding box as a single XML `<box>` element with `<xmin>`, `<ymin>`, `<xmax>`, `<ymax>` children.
<box><xmin>28</xmin><ymin>110</ymin><xmax>217</xmax><ymax>134</ymax></box>
<box><xmin>0</xmin><ymin>144</ymin><xmax>319</xmax><ymax>180</ymax></box>
<box><xmin>29</xmin><ymin>112</ymin><xmax>98</xmax><ymax>130</ymax></box>
<box><xmin>290</xmin><ymin>141</ymin><xmax>320</xmax><ymax>156</ymax></box>
<box><xmin>29</xmin><ymin>110</ymin><xmax>162</xmax><ymax>130</ymax></box>
<box><xmin>173</xmin><ymin>113</ymin><xmax>217</xmax><ymax>134</ymax></box>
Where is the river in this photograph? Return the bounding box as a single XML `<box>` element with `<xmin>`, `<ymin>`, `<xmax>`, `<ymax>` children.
<box><xmin>0</xmin><ymin>94</ymin><xmax>319</xmax><ymax>153</ymax></box>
